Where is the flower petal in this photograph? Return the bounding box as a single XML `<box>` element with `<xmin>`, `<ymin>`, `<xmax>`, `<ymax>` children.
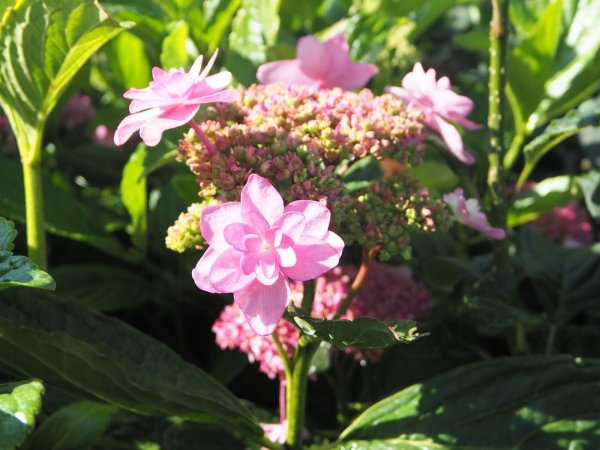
<box><xmin>234</xmin><ymin>276</ymin><xmax>291</xmax><ymax>335</ymax></box>
<box><xmin>277</xmin><ymin>245</ymin><xmax>297</xmax><ymax>268</ymax></box>
<box><xmin>192</xmin><ymin>247</ymin><xmax>221</xmax><ymax>293</ymax></box>
<box><xmin>326</xmin><ymin>61</ymin><xmax>379</xmax><ymax>90</ymax></box>
<box><xmin>201</xmin><ymin>202</ymin><xmax>242</xmax><ymax>249</ymax></box>
<box><xmin>282</xmin><ymin>236</ymin><xmax>343</xmax><ymax>281</ymax></box>
<box><xmin>431</xmin><ymin>115</ymin><xmax>476</xmax><ymax>164</ymax></box>
<box><xmin>138</xmin><ymin>104</ymin><xmax>200</xmax><ymax>146</ymax></box>
<box><xmin>273</xmin><ymin>211</ymin><xmax>306</xmax><ymax>241</ymax></box>
<box><xmin>256</xmin><ymin>253</ymin><xmax>279</xmax><ymax>286</ymax></box>
<box><xmin>209</xmin><ymin>248</ymin><xmax>255</xmax><ymax>293</ymax></box>
<box><xmin>284</xmin><ymin>200</ymin><xmax>330</xmax><ymax>238</ymax></box>
<box><xmin>224</xmin><ymin>223</ymin><xmax>250</xmax><ymax>251</ymax></box>
<box><xmin>241</xmin><ymin>174</ymin><xmax>284</xmax><ymax>226</ymax></box>
<box><xmin>114</xmin><ymin>108</ymin><xmax>162</xmax><ymax>146</ymax></box>
<box><xmin>297</xmin><ymin>35</ymin><xmax>330</xmax><ymax>79</ymax></box>
<box><xmin>256</xmin><ymin>60</ymin><xmax>320</xmax><ymax>87</ymax></box>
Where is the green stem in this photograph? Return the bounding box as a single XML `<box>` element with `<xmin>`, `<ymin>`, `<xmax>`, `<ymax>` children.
<box><xmin>487</xmin><ymin>0</ymin><xmax>510</xmax><ymax>269</ymax></box>
<box><xmin>286</xmin><ymin>341</ymin><xmax>318</xmax><ymax>449</ymax></box>
<box><xmin>503</xmin><ymin>130</ymin><xmax>526</xmax><ymax>171</ymax></box>
<box><xmin>299</xmin><ymin>279</ymin><xmax>316</xmax><ymax>315</ymax></box>
<box><xmin>545</xmin><ymin>324</ymin><xmax>558</xmax><ymax>355</ymax></box>
<box><xmin>272</xmin><ymin>332</ymin><xmax>292</xmax><ymax>382</ymax></box>
<box><xmin>22</xmin><ymin>160</ymin><xmax>47</xmax><ymax>270</ymax></box>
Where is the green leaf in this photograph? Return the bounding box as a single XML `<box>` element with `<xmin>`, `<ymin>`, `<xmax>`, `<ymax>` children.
<box><xmin>160</xmin><ymin>21</ymin><xmax>190</xmax><ymax>69</ymax></box>
<box><xmin>577</xmin><ymin>170</ymin><xmax>600</xmax><ymax>223</ymax></box>
<box><xmin>519</xmin><ymin>229</ymin><xmax>600</xmax><ymax>325</ymax></box>
<box><xmin>0</xmin><ymin>218</ymin><xmax>55</xmax><ymax>291</ymax></box>
<box><xmin>0</xmin><ymin>288</ymin><xmax>262</xmax><ymax>441</ymax></box>
<box><xmin>162</xmin><ymin>422</ymin><xmax>247</xmax><ymax>450</ymax></box>
<box><xmin>343</xmin><ymin>156</ymin><xmax>384</xmax><ymax>192</ymax></box>
<box><xmin>337</xmin><ymin>356</ymin><xmax>600</xmax><ymax>449</ymax></box>
<box><xmin>0</xmin><ymin>0</ymin><xmax>126</xmax><ymax>158</ymax></box>
<box><xmin>226</xmin><ymin>0</ymin><xmax>281</xmax><ymax>85</ymax></box>
<box><xmin>508</xmin><ymin>175</ymin><xmax>582</xmax><ymax>227</ymax></box>
<box><xmin>0</xmin><ymin>156</ymin><xmax>133</xmax><ymax>262</ymax></box>
<box><xmin>51</xmin><ymin>264</ymin><xmax>151</xmax><ymax>311</ymax></box>
<box><xmin>0</xmin><ymin>380</ymin><xmax>44</xmax><ymax>450</ymax></box>
<box><xmin>518</xmin><ymin>107</ymin><xmax>600</xmax><ymax>187</ymax></box>
<box><xmin>198</xmin><ymin>0</ymin><xmax>241</xmax><ymax>53</ymax></box>
<box><xmin>422</xmin><ymin>256</ymin><xmax>479</xmax><ymax>293</ymax></box>
<box><xmin>106</xmin><ymin>30</ymin><xmax>151</xmax><ymax>90</ymax></box>
<box><xmin>292</xmin><ymin>311</ymin><xmax>422</xmax><ymax>349</ymax></box>
<box><xmin>22</xmin><ymin>401</ymin><xmax>117</xmax><ymax>450</ymax></box>
<box><xmin>121</xmin><ymin>145</ymin><xmax>148</xmax><ymax>252</ymax></box>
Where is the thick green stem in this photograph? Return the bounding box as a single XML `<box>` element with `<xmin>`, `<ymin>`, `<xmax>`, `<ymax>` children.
<box><xmin>286</xmin><ymin>341</ymin><xmax>317</xmax><ymax>449</ymax></box>
<box><xmin>22</xmin><ymin>160</ymin><xmax>47</xmax><ymax>270</ymax></box>
<box><xmin>487</xmin><ymin>0</ymin><xmax>510</xmax><ymax>269</ymax></box>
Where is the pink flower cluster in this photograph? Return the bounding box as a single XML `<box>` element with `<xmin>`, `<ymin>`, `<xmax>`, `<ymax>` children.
<box><xmin>212</xmin><ymin>263</ymin><xmax>433</xmax><ymax>378</ymax></box>
<box><xmin>528</xmin><ymin>203</ymin><xmax>594</xmax><ymax>247</ymax></box>
<box><xmin>60</xmin><ymin>94</ymin><xmax>96</xmax><ymax>129</ymax></box>
<box><xmin>177</xmin><ymin>83</ymin><xmax>448</xmax><ymax>258</ymax></box>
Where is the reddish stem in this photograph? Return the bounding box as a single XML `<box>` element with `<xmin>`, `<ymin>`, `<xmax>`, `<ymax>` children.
<box><xmin>189</xmin><ymin>119</ymin><xmax>216</xmax><ymax>155</ymax></box>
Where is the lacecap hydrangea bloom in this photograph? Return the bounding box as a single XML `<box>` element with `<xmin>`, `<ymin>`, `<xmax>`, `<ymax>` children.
<box><xmin>257</xmin><ymin>34</ymin><xmax>378</xmax><ymax>90</ymax></box>
<box><xmin>386</xmin><ymin>63</ymin><xmax>481</xmax><ymax>164</ymax></box>
<box><xmin>114</xmin><ymin>50</ymin><xmax>238</xmax><ymax>147</ymax></box>
<box><xmin>193</xmin><ymin>174</ymin><xmax>344</xmax><ymax>335</ymax></box>
<box><xmin>528</xmin><ymin>203</ymin><xmax>594</xmax><ymax>247</ymax></box>
<box><xmin>444</xmin><ymin>187</ymin><xmax>506</xmax><ymax>239</ymax></box>
<box><xmin>212</xmin><ymin>263</ymin><xmax>433</xmax><ymax>379</ymax></box>
<box><xmin>177</xmin><ymin>83</ymin><xmax>449</xmax><ymax>260</ymax></box>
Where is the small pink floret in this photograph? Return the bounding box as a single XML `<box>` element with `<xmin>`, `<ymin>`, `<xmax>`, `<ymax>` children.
<box><xmin>193</xmin><ymin>174</ymin><xmax>344</xmax><ymax>335</ymax></box>
<box><xmin>386</xmin><ymin>62</ymin><xmax>481</xmax><ymax>164</ymax></box>
<box><xmin>114</xmin><ymin>50</ymin><xmax>239</xmax><ymax>147</ymax></box>
<box><xmin>257</xmin><ymin>34</ymin><xmax>378</xmax><ymax>90</ymax></box>
<box><xmin>443</xmin><ymin>187</ymin><xmax>506</xmax><ymax>240</ymax></box>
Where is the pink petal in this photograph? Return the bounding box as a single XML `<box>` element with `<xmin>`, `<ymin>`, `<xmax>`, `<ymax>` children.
<box><xmin>223</xmin><ymin>223</ymin><xmax>250</xmax><ymax>251</ymax></box>
<box><xmin>273</xmin><ymin>211</ymin><xmax>306</xmax><ymax>241</ymax></box>
<box><xmin>209</xmin><ymin>248</ymin><xmax>255</xmax><ymax>293</ymax></box>
<box><xmin>205</xmin><ymin>71</ymin><xmax>233</xmax><ymax>90</ymax></box>
<box><xmin>234</xmin><ymin>276</ymin><xmax>291</xmax><ymax>335</ymax></box>
<box><xmin>431</xmin><ymin>115</ymin><xmax>476</xmax><ymax>164</ymax></box>
<box><xmin>277</xmin><ymin>245</ymin><xmax>297</xmax><ymax>268</ymax></box>
<box><xmin>284</xmin><ymin>201</ymin><xmax>330</xmax><ymax>238</ymax></box>
<box><xmin>192</xmin><ymin>247</ymin><xmax>221</xmax><ymax>293</ymax></box>
<box><xmin>188</xmin><ymin>87</ymin><xmax>240</xmax><ymax>104</ymax></box>
<box><xmin>324</xmin><ymin>230</ymin><xmax>345</xmax><ymax>255</ymax></box>
<box><xmin>256</xmin><ymin>60</ymin><xmax>320</xmax><ymax>87</ymax></box>
<box><xmin>256</xmin><ymin>253</ymin><xmax>279</xmax><ymax>286</ymax></box>
<box><xmin>297</xmin><ymin>35</ymin><xmax>330</xmax><ymax>79</ymax></box>
<box><xmin>385</xmin><ymin>86</ymin><xmax>413</xmax><ymax>105</ymax></box>
<box><xmin>282</xmin><ymin>236</ymin><xmax>342</xmax><ymax>281</ymax></box>
<box><xmin>241</xmin><ymin>174</ymin><xmax>284</xmax><ymax>226</ymax></box>
<box><xmin>138</xmin><ymin>104</ymin><xmax>200</xmax><ymax>146</ymax></box>
<box><xmin>201</xmin><ymin>202</ymin><xmax>242</xmax><ymax>249</ymax></box>
<box><xmin>326</xmin><ymin>62</ymin><xmax>379</xmax><ymax>90</ymax></box>
<box><xmin>189</xmin><ymin>54</ymin><xmax>204</xmax><ymax>77</ymax></box>
<box><xmin>152</xmin><ymin>67</ymin><xmax>168</xmax><ymax>84</ymax></box>
<box><xmin>199</xmin><ymin>49</ymin><xmax>219</xmax><ymax>79</ymax></box>
<box><xmin>114</xmin><ymin>108</ymin><xmax>162</xmax><ymax>146</ymax></box>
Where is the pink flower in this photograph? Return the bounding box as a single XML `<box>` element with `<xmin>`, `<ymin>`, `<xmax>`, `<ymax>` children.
<box><xmin>114</xmin><ymin>50</ymin><xmax>238</xmax><ymax>147</ymax></box>
<box><xmin>193</xmin><ymin>174</ymin><xmax>344</xmax><ymax>335</ymax></box>
<box><xmin>386</xmin><ymin>63</ymin><xmax>481</xmax><ymax>164</ymax></box>
<box><xmin>256</xmin><ymin>34</ymin><xmax>378</xmax><ymax>90</ymax></box>
<box><xmin>261</xmin><ymin>421</ymin><xmax>288</xmax><ymax>445</ymax></box>
<box><xmin>93</xmin><ymin>125</ymin><xmax>117</xmax><ymax>148</ymax></box>
<box><xmin>443</xmin><ymin>187</ymin><xmax>506</xmax><ymax>239</ymax></box>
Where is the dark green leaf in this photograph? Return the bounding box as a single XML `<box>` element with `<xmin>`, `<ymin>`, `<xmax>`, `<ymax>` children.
<box><xmin>121</xmin><ymin>145</ymin><xmax>148</xmax><ymax>252</ymax></box>
<box><xmin>508</xmin><ymin>175</ymin><xmax>582</xmax><ymax>227</ymax></box>
<box><xmin>292</xmin><ymin>311</ymin><xmax>422</xmax><ymax>349</ymax></box>
<box><xmin>422</xmin><ymin>256</ymin><xmax>479</xmax><ymax>292</ymax></box>
<box><xmin>0</xmin><ymin>217</ymin><xmax>55</xmax><ymax>292</ymax></box>
<box><xmin>51</xmin><ymin>264</ymin><xmax>150</xmax><ymax>311</ymax></box>
<box><xmin>343</xmin><ymin>156</ymin><xmax>383</xmax><ymax>183</ymax></box>
<box><xmin>162</xmin><ymin>422</ymin><xmax>247</xmax><ymax>450</ymax></box>
<box><xmin>0</xmin><ymin>288</ymin><xmax>261</xmax><ymax>440</ymax></box>
<box><xmin>198</xmin><ymin>0</ymin><xmax>242</xmax><ymax>53</ymax></box>
<box><xmin>0</xmin><ymin>0</ymin><xmax>126</xmax><ymax>156</ymax></box>
<box><xmin>0</xmin><ymin>380</ymin><xmax>44</xmax><ymax>450</ymax></box>
<box><xmin>577</xmin><ymin>170</ymin><xmax>600</xmax><ymax>223</ymax></box>
<box><xmin>23</xmin><ymin>401</ymin><xmax>117</xmax><ymax>450</ymax></box>
<box><xmin>519</xmin><ymin>229</ymin><xmax>600</xmax><ymax>324</ymax></box>
<box><xmin>0</xmin><ymin>157</ymin><xmax>133</xmax><ymax>262</ymax></box>
<box><xmin>337</xmin><ymin>356</ymin><xmax>600</xmax><ymax>449</ymax></box>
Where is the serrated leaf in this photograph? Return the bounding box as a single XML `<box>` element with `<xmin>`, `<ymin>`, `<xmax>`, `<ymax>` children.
<box><xmin>22</xmin><ymin>401</ymin><xmax>116</xmax><ymax>450</ymax></box>
<box><xmin>0</xmin><ymin>288</ymin><xmax>262</xmax><ymax>441</ymax></box>
<box><xmin>0</xmin><ymin>217</ymin><xmax>55</xmax><ymax>292</ymax></box>
<box><xmin>51</xmin><ymin>264</ymin><xmax>151</xmax><ymax>311</ymax></box>
<box><xmin>0</xmin><ymin>156</ymin><xmax>134</xmax><ymax>262</ymax></box>
<box><xmin>0</xmin><ymin>379</ymin><xmax>44</xmax><ymax>450</ymax></box>
<box><xmin>121</xmin><ymin>145</ymin><xmax>148</xmax><ymax>252</ymax></box>
<box><xmin>336</xmin><ymin>356</ymin><xmax>600</xmax><ymax>449</ymax></box>
<box><xmin>508</xmin><ymin>175</ymin><xmax>582</xmax><ymax>226</ymax></box>
<box><xmin>292</xmin><ymin>311</ymin><xmax>422</xmax><ymax>349</ymax></box>
<box><xmin>519</xmin><ymin>229</ymin><xmax>600</xmax><ymax>325</ymax></box>
<box><xmin>0</xmin><ymin>0</ymin><xmax>126</xmax><ymax>158</ymax></box>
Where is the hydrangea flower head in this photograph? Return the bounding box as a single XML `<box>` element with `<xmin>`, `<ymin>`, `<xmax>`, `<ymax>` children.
<box><xmin>444</xmin><ymin>187</ymin><xmax>506</xmax><ymax>239</ymax></box>
<box><xmin>257</xmin><ymin>34</ymin><xmax>378</xmax><ymax>90</ymax></box>
<box><xmin>194</xmin><ymin>174</ymin><xmax>344</xmax><ymax>335</ymax></box>
<box><xmin>114</xmin><ymin>50</ymin><xmax>238</xmax><ymax>147</ymax></box>
<box><xmin>386</xmin><ymin>63</ymin><xmax>481</xmax><ymax>164</ymax></box>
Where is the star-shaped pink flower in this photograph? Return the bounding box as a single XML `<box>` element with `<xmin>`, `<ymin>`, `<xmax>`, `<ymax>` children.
<box><xmin>386</xmin><ymin>63</ymin><xmax>482</xmax><ymax>164</ymax></box>
<box><xmin>193</xmin><ymin>174</ymin><xmax>344</xmax><ymax>335</ymax></box>
<box><xmin>443</xmin><ymin>187</ymin><xmax>506</xmax><ymax>239</ymax></box>
<box><xmin>257</xmin><ymin>34</ymin><xmax>378</xmax><ymax>90</ymax></box>
<box><xmin>114</xmin><ymin>50</ymin><xmax>238</xmax><ymax>147</ymax></box>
